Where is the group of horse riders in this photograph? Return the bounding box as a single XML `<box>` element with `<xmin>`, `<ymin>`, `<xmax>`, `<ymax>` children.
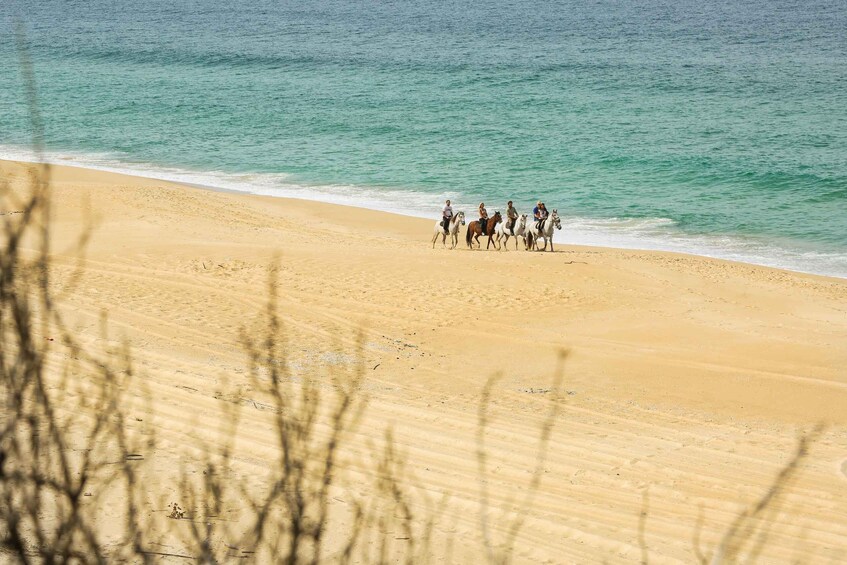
<box><xmin>441</xmin><ymin>199</ymin><xmax>551</xmax><ymax>236</ymax></box>
<box><xmin>434</xmin><ymin>198</ymin><xmax>562</xmax><ymax>251</ymax></box>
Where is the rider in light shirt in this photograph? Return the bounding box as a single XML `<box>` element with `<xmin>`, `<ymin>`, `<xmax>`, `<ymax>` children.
<box><xmin>506</xmin><ymin>201</ymin><xmax>518</xmax><ymax>235</ymax></box>
<box><xmin>478</xmin><ymin>202</ymin><xmax>489</xmax><ymax>235</ymax></box>
<box><xmin>442</xmin><ymin>199</ymin><xmax>453</xmax><ymax>233</ymax></box>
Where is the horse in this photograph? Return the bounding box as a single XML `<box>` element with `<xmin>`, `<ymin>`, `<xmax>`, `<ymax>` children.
<box><xmin>526</xmin><ymin>210</ymin><xmax>562</xmax><ymax>251</ymax></box>
<box><xmin>465</xmin><ymin>211</ymin><xmax>502</xmax><ymax>249</ymax></box>
<box><xmin>494</xmin><ymin>214</ymin><xmax>528</xmax><ymax>251</ymax></box>
<box><xmin>431</xmin><ymin>211</ymin><xmax>466</xmax><ymax>249</ymax></box>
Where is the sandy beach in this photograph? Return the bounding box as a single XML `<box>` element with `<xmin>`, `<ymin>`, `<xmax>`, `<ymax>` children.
<box><xmin>3</xmin><ymin>158</ymin><xmax>847</xmax><ymax>562</ymax></box>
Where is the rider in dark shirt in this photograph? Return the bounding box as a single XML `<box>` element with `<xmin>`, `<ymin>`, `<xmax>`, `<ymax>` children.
<box><xmin>532</xmin><ymin>201</ymin><xmax>545</xmax><ymax>231</ymax></box>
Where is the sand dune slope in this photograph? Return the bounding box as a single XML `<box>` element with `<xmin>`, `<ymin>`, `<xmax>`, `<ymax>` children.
<box><xmin>4</xmin><ymin>160</ymin><xmax>847</xmax><ymax>562</ymax></box>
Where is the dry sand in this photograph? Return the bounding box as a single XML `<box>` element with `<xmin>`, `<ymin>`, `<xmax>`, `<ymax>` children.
<box><xmin>3</xmin><ymin>159</ymin><xmax>847</xmax><ymax>562</ymax></box>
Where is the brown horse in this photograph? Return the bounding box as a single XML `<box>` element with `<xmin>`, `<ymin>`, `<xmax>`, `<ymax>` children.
<box><xmin>465</xmin><ymin>211</ymin><xmax>502</xmax><ymax>249</ymax></box>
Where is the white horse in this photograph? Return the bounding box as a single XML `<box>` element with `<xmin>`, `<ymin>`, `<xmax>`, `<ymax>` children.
<box><xmin>526</xmin><ymin>210</ymin><xmax>562</xmax><ymax>251</ymax></box>
<box><xmin>494</xmin><ymin>214</ymin><xmax>528</xmax><ymax>250</ymax></box>
<box><xmin>431</xmin><ymin>211</ymin><xmax>466</xmax><ymax>249</ymax></box>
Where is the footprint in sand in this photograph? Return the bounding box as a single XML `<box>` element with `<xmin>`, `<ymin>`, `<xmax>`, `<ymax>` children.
<box><xmin>840</xmin><ymin>458</ymin><xmax>847</xmax><ymax>480</ymax></box>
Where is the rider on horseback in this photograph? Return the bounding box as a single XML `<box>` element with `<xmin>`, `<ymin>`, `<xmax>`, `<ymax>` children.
<box><xmin>533</xmin><ymin>202</ymin><xmax>548</xmax><ymax>232</ymax></box>
<box><xmin>478</xmin><ymin>203</ymin><xmax>489</xmax><ymax>235</ymax></box>
<box><xmin>506</xmin><ymin>201</ymin><xmax>518</xmax><ymax>236</ymax></box>
<box><xmin>441</xmin><ymin>199</ymin><xmax>453</xmax><ymax>234</ymax></box>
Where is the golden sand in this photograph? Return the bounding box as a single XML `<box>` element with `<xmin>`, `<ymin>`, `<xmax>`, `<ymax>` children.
<box><xmin>4</xmin><ymin>159</ymin><xmax>846</xmax><ymax>562</ymax></box>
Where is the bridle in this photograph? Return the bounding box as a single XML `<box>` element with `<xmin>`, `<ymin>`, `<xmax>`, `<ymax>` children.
<box><xmin>551</xmin><ymin>213</ymin><xmax>561</xmax><ymax>230</ymax></box>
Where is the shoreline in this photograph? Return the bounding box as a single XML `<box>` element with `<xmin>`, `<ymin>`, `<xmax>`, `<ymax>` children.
<box><xmin>3</xmin><ymin>157</ymin><xmax>847</xmax><ymax>561</ymax></box>
<box><xmin>6</xmin><ymin>156</ymin><xmax>843</xmax><ymax>420</ymax></box>
<box><xmin>2</xmin><ymin>149</ymin><xmax>845</xmax><ymax>280</ymax></box>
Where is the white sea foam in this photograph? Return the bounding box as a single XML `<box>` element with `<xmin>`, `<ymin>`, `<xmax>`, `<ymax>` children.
<box><xmin>561</xmin><ymin>216</ymin><xmax>847</xmax><ymax>278</ymax></box>
<box><xmin>2</xmin><ymin>145</ymin><xmax>845</xmax><ymax>279</ymax></box>
<box><xmin>0</xmin><ymin>145</ymin><xmax>448</xmax><ymax>218</ymax></box>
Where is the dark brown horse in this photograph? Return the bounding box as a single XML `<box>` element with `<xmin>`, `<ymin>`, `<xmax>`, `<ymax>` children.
<box><xmin>466</xmin><ymin>211</ymin><xmax>502</xmax><ymax>249</ymax></box>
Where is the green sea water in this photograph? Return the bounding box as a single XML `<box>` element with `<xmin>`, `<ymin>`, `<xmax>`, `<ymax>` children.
<box><xmin>2</xmin><ymin>0</ymin><xmax>845</xmax><ymax>276</ymax></box>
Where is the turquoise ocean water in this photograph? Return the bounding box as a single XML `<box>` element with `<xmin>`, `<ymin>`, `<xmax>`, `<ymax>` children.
<box><xmin>2</xmin><ymin>0</ymin><xmax>846</xmax><ymax>277</ymax></box>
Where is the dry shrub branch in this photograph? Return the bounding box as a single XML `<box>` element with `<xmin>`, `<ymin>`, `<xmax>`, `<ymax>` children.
<box><xmin>1</xmin><ymin>29</ymin><xmax>149</xmax><ymax>563</ymax></box>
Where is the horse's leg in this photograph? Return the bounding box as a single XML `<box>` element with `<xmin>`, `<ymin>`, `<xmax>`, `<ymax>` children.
<box><xmin>431</xmin><ymin>231</ymin><xmax>438</xmax><ymax>249</ymax></box>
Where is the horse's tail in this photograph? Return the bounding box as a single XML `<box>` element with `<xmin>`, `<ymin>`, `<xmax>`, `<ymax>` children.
<box><xmin>526</xmin><ymin>231</ymin><xmax>533</xmax><ymax>250</ymax></box>
<box><xmin>466</xmin><ymin>223</ymin><xmax>472</xmax><ymax>245</ymax></box>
